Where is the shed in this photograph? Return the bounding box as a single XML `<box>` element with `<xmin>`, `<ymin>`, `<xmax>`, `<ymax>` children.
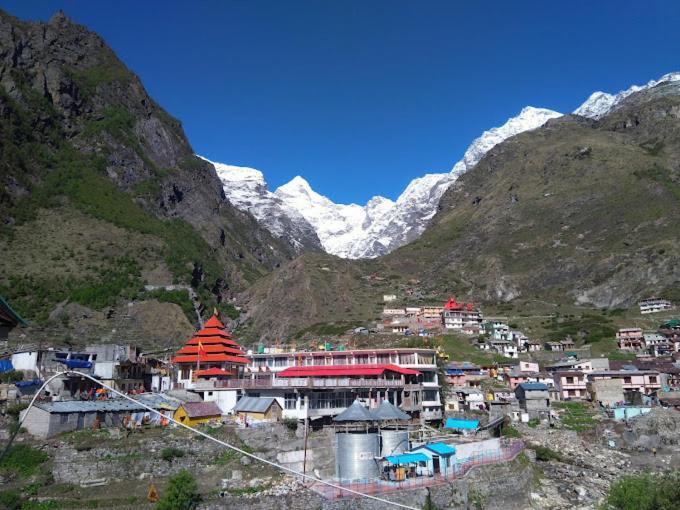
<box><xmin>233</xmin><ymin>396</ymin><xmax>282</xmax><ymax>421</ymax></box>
<box><xmin>173</xmin><ymin>401</ymin><xmax>222</xmax><ymax>427</ymax></box>
<box><xmin>411</xmin><ymin>442</ymin><xmax>457</xmax><ymax>474</ymax></box>
<box><xmin>20</xmin><ymin>399</ymin><xmax>147</xmax><ymax>438</ymax></box>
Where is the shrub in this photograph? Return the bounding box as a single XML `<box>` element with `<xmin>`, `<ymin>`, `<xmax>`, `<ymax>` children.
<box><xmin>282</xmin><ymin>418</ymin><xmax>298</xmax><ymax>432</ymax></box>
<box><xmin>602</xmin><ymin>471</ymin><xmax>680</xmax><ymax>510</ymax></box>
<box><xmin>156</xmin><ymin>470</ymin><xmax>201</xmax><ymax>510</ymax></box>
<box><xmin>527</xmin><ymin>418</ymin><xmax>540</xmax><ymax>428</ymax></box>
<box><xmin>500</xmin><ymin>423</ymin><xmax>521</xmax><ymax>438</ymax></box>
<box><xmin>0</xmin><ymin>490</ymin><xmax>22</xmax><ymax>510</ymax></box>
<box><xmin>530</xmin><ymin>444</ymin><xmax>562</xmax><ymax>462</ymax></box>
<box><xmin>6</xmin><ymin>403</ymin><xmax>28</xmax><ymax>420</ymax></box>
<box><xmin>0</xmin><ymin>371</ymin><xmax>24</xmax><ymax>384</ymax></box>
<box><xmin>160</xmin><ymin>447</ymin><xmax>185</xmax><ymax>462</ymax></box>
<box><xmin>0</xmin><ymin>444</ymin><xmax>49</xmax><ymax>477</ymax></box>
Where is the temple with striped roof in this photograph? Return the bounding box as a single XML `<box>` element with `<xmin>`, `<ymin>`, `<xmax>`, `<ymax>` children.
<box><xmin>171</xmin><ymin>314</ymin><xmax>249</xmax><ymax>389</ymax></box>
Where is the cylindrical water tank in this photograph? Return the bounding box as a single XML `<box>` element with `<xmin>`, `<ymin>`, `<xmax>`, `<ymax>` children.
<box><xmin>335</xmin><ymin>431</ymin><xmax>380</xmax><ymax>481</ymax></box>
<box><xmin>380</xmin><ymin>429</ymin><xmax>409</xmax><ymax>457</ymax></box>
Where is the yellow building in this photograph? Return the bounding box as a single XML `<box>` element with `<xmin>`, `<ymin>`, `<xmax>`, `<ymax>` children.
<box><xmin>233</xmin><ymin>396</ymin><xmax>283</xmax><ymax>422</ymax></box>
<box><xmin>173</xmin><ymin>402</ymin><xmax>222</xmax><ymax>427</ymax></box>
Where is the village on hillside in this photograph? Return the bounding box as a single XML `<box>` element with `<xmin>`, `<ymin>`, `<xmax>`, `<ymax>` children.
<box><xmin>1</xmin><ymin>291</ymin><xmax>679</xmax><ymax>507</ymax></box>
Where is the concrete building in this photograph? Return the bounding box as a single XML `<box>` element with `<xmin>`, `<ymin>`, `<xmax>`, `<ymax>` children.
<box><xmin>233</xmin><ymin>396</ymin><xmax>282</xmax><ymax>422</ymax></box>
<box><xmin>554</xmin><ymin>371</ymin><xmax>588</xmax><ymax>400</ymax></box>
<box><xmin>173</xmin><ymin>402</ymin><xmax>222</xmax><ymax>427</ymax></box>
<box><xmin>441</xmin><ymin>298</ymin><xmax>483</xmax><ymax>333</ymax></box>
<box><xmin>515</xmin><ymin>382</ymin><xmax>550</xmax><ymax>419</ymax></box>
<box><xmin>587</xmin><ymin>370</ymin><xmax>661</xmax><ymax>396</ymax></box>
<box><xmin>638</xmin><ymin>298</ymin><xmax>672</xmax><ymax>314</ymax></box>
<box><xmin>587</xmin><ymin>378</ymin><xmax>624</xmax><ymax>407</ymax></box>
<box><xmin>617</xmin><ymin>328</ymin><xmax>645</xmax><ymax>351</ymax></box>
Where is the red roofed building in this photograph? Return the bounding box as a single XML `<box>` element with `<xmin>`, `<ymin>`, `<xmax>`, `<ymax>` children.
<box><xmin>171</xmin><ymin>315</ymin><xmax>248</xmax><ymax>390</ymax></box>
<box><xmin>442</xmin><ymin>297</ymin><xmax>483</xmax><ymax>334</ymax></box>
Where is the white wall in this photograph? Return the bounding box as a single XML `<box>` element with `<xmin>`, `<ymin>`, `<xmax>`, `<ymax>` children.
<box><xmin>202</xmin><ymin>389</ymin><xmax>240</xmax><ymax>414</ymax></box>
<box><xmin>452</xmin><ymin>438</ymin><xmax>501</xmax><ymax>462</ymax></box>
<box><xmin>11</xmin><ymin>352</ymin><xmax>38</xmax><ymax>372</ymax></box>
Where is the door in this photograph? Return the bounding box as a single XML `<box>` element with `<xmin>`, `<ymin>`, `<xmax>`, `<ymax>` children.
<box><xmin>77</xmin><ymin>413</ymin><xmax>84</xmax><ymax>430</ymax></box>
<box><xmin>433</xmin><ymin>456</ymin><xmax>440</xmax><ymax>474</ymax></box>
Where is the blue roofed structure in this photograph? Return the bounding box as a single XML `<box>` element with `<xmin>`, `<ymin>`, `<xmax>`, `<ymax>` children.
<box><xmin>444</xmin><ymin>417</ymin><xmax>479</xmax><ymax>430</ymax></box>
<box><xmin>412</xmin><ymin>442</ymin><xmax>456</xmax><ymax>456</ymax></box>
<box><xmin>516</xmin><ymin>382</ymin><xmax>548</xmax><ymax>391</ymax></box>
<box><xmin>385</xmin><ymin>452</ymin><xmax>429</xmax><ymax>465</ymax></box>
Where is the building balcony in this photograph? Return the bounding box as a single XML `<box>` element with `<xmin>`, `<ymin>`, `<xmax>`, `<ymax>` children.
<box><xmin>193</xmin><ymin>377</ymin><xmax>417</xmax><ymax>391</ymax></box>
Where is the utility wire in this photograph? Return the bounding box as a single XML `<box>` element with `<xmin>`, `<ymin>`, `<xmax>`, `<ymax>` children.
<box><xmin>6</xmin><ymin>371</ymin><xmax>419</xmax><ymax>510</ymax></box>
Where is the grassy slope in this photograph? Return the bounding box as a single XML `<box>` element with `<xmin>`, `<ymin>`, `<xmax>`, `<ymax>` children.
<box><xmin>0</xmin><ymin>12</ymin><xmax>291</xmax><ymax>336</ymax></box>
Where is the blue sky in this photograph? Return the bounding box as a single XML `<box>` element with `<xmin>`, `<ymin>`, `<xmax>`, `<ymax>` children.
<box><xmin>2</xmin><ymin>1</ymin><xmax>680</xmax><ymax>203</ymax></box>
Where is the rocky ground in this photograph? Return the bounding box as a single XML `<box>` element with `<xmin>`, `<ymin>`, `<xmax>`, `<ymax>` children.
<box><xmin>522</xmin><ymin>408</ymin><xmax>680</xmax><ymax>510</ymax></box>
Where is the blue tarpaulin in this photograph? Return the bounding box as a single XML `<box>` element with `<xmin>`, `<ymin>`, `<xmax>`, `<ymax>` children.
<box><xmin>15</xmin><ymin>379</ymin><xmax>43</xmax><ymax>388</ymax></box>
<box><xmin>0</xmin><ymin>359</ymin><xmax>13</xmax><ymax>373</ymax></box>
<box><xmin>57</xmin><ymin>359</ymin><xmax>92</xmax><ymax>369</ymax></box>
<box><xmin>444</xmin><ymin>417</ymin><xmax>479</xmax><ymax>430</ymax></box>
<box><xmin>385</xmin><ymin>453</ymin><xmax>429</xmax><ymax>465</ymax></box>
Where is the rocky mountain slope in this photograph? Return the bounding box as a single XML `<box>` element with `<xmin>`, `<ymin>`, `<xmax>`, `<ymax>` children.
<box><xmin>241</xmin><ymin>79</ymin><xmax>680</xmax><ymax>339</ymax></box>
<box><xmin>205</xmin><ymin>157</ymin><xmax>322</xmax><ymax>253</ymax></box>
<box><xmin>0</xmin><ymin>10</ymin><xmax>294</xmax><ymax>337</ymax></box>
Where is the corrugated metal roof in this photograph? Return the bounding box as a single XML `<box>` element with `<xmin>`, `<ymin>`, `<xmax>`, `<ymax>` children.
<box><xmin>333</xmin><ymin>400</ymin><xmax>376</xmax><ymax>422</ymax></box>
<box><xmin>233</xmin><ymin>396</ymin><xmax>280</xmax><ymax>413</ymax></box>
<box><xmin>372</xmin><ymin>401</ymin><xmax>410</xmax><ymax>421</ymax></box>
<box><xmin>180</xmin><ymin>402</ymin><xmax>222</xmax><ymax>418</ymax></box>
<box><xmin>277</xmin><ymin>364</ymin><xmax>420</xmax><ymax>378</ymax></box>
<box><xmin>385</xmin><ymin>452</ymin><xmax>429</xmax><ymax>465</ymax></box>
<box><xmin>443</xmin><ymin>417</ymin><xmax>479</xmax><ymax>430</ymax></box>
<box><xmin>517</xmin><ymin>382</ymin><xmax>548</xmax><ymax>391</ymax></box>
<box><xmin>413</xmin><ymin>442</ymin><xmax>456</xmax><ymax>456</ymax></box>
<box><xmin>35</xmin><ymin>399</ymin><xmax>146</xmax><ymax>414</ymax></box>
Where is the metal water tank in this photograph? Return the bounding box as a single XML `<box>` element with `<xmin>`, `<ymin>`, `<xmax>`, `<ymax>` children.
<box><xmin>380</xmin><ymin>429</ymin><xmax>409</xmax><ymax>457</ymax></box>
<box><xmin>334</xmin><ymin>431</ymin><xmax>380</xmax><ymax>481</ymax></box>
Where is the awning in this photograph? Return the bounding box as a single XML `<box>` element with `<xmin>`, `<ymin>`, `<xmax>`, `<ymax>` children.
<box><xmin>385</xmin><ymin>453</ymin><xmax>429</xmax><ymax>465</ymax></box>
<box><xmin>57</xmin><ymin>359</ymin><xmax>92</xmax><ymax>369</ymax></box>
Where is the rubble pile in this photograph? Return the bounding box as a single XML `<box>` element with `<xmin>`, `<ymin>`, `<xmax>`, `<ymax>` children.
<box><xmin>621</xmin><ymin>408</ymin><xmax>680</xmax><ymax>449</ymax></box>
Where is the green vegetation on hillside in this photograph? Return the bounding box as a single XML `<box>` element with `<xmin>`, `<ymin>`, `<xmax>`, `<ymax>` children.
<box><xmin>601</xmin><ymin>471</ymin><xmax>680</xmax><ymax>510</ymax></box>
<box><xmin>553</xmin><ymin>402</ymin><xmax>597</xmax><ymax>432</ymax></box>
<box><xmin>543</xmin><ymin>312</ymin><xmax>616</xmax><ymax>344</ymax></box>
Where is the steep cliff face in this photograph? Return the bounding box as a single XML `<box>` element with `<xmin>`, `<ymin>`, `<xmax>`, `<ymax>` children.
<box><xmin>0</xmin><ymin>10</ymin><xmax>294</xmax><ymax>328</ymax></box>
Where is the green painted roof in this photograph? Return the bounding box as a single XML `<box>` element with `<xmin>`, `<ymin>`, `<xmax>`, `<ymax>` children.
<box><xmin>0</xmin><ymin>296</ymin><xmax>28</xmax><ymax>327</ymax></box>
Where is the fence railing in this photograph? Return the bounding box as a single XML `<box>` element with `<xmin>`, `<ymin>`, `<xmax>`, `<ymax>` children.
<box><xmin>192</xmin><ymin>377</ymin><xmax>414</xmax><ymax>390</ymax></box>
<box><xmin>309</xmin><ymin>439</ymin><xmax>524</xmax><ymax>500</ymax></box>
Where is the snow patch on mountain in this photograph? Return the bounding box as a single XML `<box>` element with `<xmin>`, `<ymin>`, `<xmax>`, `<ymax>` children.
<box><xmin>574</xmin><ymin>72</ymin><xmax>680</xmax><ymax>119</ymax></box>
<box><xmin>201</xmin><ymin>157</ymin><xmax>322</xmax><ymax>253</ymax></box>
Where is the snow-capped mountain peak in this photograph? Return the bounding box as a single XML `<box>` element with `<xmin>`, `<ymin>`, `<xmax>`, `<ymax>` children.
<box><xmin>574</xmin><ymin>72</ymin><xmax>680</xmax><ymax>119</ymax></box>
<box><xmin>208</xmin><ymin>72</ymin><xmax>677</xmax><ymax>259</ymax></box>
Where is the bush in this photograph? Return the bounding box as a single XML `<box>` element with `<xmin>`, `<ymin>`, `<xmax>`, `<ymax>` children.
<box><xmin>0</xmin><ymin>490</ymin><xmax>22</xmax><ymax>510</ymax></box>
<box><xmin>156</xmin><ymin>470</ymin><xmax>201</xmax><ymax>510</ymax></box>
<box><xmin>500</xmin><ymin>423</ymin><xmax>521</xmax><ymax>438</ymax></box>
<box><xmin>0</xmin><ymin>444</ymin><xmax>48</xmax><ymax>477</ymax></box>
<box><xmin>0</xmin><ymin>371</ymin><xmax>24</xmax><ymax>384</ymax></box>
<box><xmin>6</xmin><ymin>403</ymin><xmax>28</xmax><ymax>420</ymax></box>
<box><xmin>602</xmin><ymin>471</ymin><xmax>680</xmax><ymax>510</ymax></box>
<box><xmin>527</xmin><ymin>418</ymin><xmax>540</xmax><ymax>428</ymax></box>
<box><xmin>282</xmin><ymin>418</ymin><xmax>298</xmax><ymax>432</ymax></box>
<box><xmin>530</xmin><ymin>444</ymin><xmax>562</xmax><ymax>462</ymax></box>
<box><xmin>160</xmin><ymin>447</ymin><xmax>185</xmax><ymax>462</ymax></box>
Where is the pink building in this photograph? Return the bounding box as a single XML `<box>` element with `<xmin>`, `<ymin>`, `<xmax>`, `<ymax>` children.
<box><xmin>503</xmin><ymin>369</ymin><xmax>529</xmax><ymax>390</ymax></box>
<box><xmin>588</xmin><ymin>370</ymin><xmax>661</xmax><ymax>395</ymax></box>
<box><xmin>617</xmin><ymin>328</ymin><xmax>645</xmax><ymax>351</ymax></box>
<box><xmin>554</xmin><ymin>371</ymin><xmax>588</xmax><ymax>400</ymax></box>
<box><xmin>519</xmin><ymin>361</ymin><xmax>540</xmax><ymax>373</ymax></box>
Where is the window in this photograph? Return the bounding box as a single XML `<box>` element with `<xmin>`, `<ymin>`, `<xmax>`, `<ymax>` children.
<box><xmin>333</xmin><ymin>356</ymin><xmax>347</xmax><ymax>365</ymax></box>
<box><xmin>423</xmin><ymin>390</ymin><xmax>439</xmax><ymax>402</ymax></box>
<box><xmin>274</xmin><ymin>357</ymin><xmax>288</xmax><ymax>367</ymax></box>
<box><xmin>284</xmin><ymin>393</ymin><xmax>297</xmax><ymax>410</ymax></box>
<box><xmin>623</xmin><ymin>377</ymin><xmax>632</xmax><ymax>384</ymax></box>
<box><xmin>421</xmin><ymin>371</ymin><xmax>436</xmax><ymax>383</ymax></box>
<box><xmin>355</xmin><ymin>355</ymin><xmax>369</xmax><ymax>365</ymax></box>
<box><xmin>180</xmin><ymin>368</ymin><xmax>190</xmax><ymax>380</ymax></box>
<box><xmin>649</xmin><ymin>376</ymin><xmax>657</xmax><ymax>384</ymax></box>
<box><xmin>568</xmin><ymin>390</ymin><xmax>576</xmax><ymax>396</ymax></box>
<box><xmin>566</xmin><ymin>377</ymin><xmax>574</xmax><ymax>384</ymax></box>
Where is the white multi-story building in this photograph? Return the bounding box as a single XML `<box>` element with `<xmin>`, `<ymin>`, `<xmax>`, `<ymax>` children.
<box><xmin>638</xmin><ymin>298</ymin><xmax>673</xmax><ymax>314</ymax></box>
<box><xmin>193</xmin><ymin>348</ymin><xmax>443</xmax><ymax>422</ymax></box>
<box><xmin>441</xmin><ymin>298</ymin><xmax>483</xmax><ymax>333</ymax></box>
